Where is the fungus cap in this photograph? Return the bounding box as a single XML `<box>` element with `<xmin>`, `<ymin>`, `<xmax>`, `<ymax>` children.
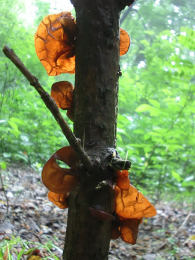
<box><xmin>116</xmin><ymin>170</ymin><xmax>130</xmax><ymax>190</ymax></box>
<box><xmin>51</xmin><ymin>81</ymin><xmax>73</xmax><ymax>110</ymax></box>
<box><xmin>35</xmin><ymin>12</ymin><xmax>76</xmax><ymax>76</ymax></box>
<box><xmin>115</xmin><ymin>185</ymin><xmax>157</xmax><ymax>219</ymax></box>
<box><xmin>120</xmin><ymin>218</ymin><xmax>142</xmax><ymax>244</ymax></box>
<box><xmin>35</xmin><ymin>11</ymin><xmax>129</xmax><ymax>75</ymax></box>
<box><xmin>119</xmin><ymin>28</ymin><xmax>130</xmax><ymax>56</ymax></box>
<box><xmin>48</xmin><ymin>191</ymin><xmax>68</xmax><ymax>209</ymax></box>
<box><xmin>42</xmin><ymin>146</ymin><xmax>78</xmax><ymax>194</ymax></box>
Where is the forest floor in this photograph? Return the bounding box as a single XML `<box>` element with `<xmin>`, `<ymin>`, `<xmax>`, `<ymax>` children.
<box><xmin>0</xmin><ymin>165</ymin><xmax>194</xmax><ymax>260</ymax></box>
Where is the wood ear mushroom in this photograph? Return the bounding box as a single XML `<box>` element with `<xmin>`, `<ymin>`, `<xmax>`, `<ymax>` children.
<box><xmin>35</xmin><ymin>11</ymin><xmax>130</xmax><ymax>76</ymax></box>
<box><xmin>42</xmin><ymin>146</ymin><xmax>78</xmax><ymax>194</ymax></box>
<box><xmin>51</xmin><ymin>81</ymin><xmax>74</xmax><ymax>121</ymax></box>
<box><xmin>111</xmin><ymin>170</ymin><xmax>156</xmax><ymax>244</ymax></box>
<box><xmin>34</xmin><ymin>12</ymin><xmax>76</xmax><ymax>76</ymax></box>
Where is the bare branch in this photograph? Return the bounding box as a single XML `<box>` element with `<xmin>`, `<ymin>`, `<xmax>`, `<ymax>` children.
<box><xmin>120</xmin><ymin>5</ymin><xmax>136</xmax><ymax>25</ymax></box>
<box><xmin>110</xmin><ymin>158</ymin><xmax>131</xmax><ymax>170</ymax></box>
<box><xmin>2</xmin><ymin>45</ymin><xmax>92</xmax><ymax>169</ymax></box>
<box><xmin>119</xmin><ymin>0</ymin><xmax>136</xmax><ymax>11</ymax></box>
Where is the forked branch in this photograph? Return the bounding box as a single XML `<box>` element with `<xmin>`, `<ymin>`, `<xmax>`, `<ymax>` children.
<box><xmin>2</xmin><ymin>45</ymin><xmax>92</xmax><ymax>169</ymax></box>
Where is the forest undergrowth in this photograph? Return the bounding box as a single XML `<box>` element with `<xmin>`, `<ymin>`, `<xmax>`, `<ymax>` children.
<box><xmin>0</xmin><ymin>164</ymin><xmax>194</xmax><ymax>260</ymax></box>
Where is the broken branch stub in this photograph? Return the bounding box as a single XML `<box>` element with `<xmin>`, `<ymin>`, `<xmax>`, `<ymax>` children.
<box><xmin>118</xmin><ymin>0</ymin><xmax>136</xmax><ymax>10</ymax></box>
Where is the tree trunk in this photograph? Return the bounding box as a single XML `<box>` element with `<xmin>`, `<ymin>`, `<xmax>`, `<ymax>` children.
<box><xmin>63</xmin><ymin>0</ymin><xmax>127</xmax><ymax>259</ymax></box>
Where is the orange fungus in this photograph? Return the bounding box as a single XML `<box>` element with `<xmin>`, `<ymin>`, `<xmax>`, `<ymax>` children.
<box><xmin>115</xmin><ymin>185</ymin><xmax>156</xmax><ymax>219</ymax></box>
<box><xmin>42</xmin><ymin>146</ymin><xmax>78</xmax><ymax>194</ymax></box>
<box><xmin>116</xmin><ymin>170</ymin><xmax>130</xmax><ymax>190</ymax></box>
<box><xmin>120</xmin><ymin>218</ymin><xmax>142</xmax><ymax>244</ymax></box>
<box><xmin>119</xmin><ymin>28</ymin><xmax>130</xmax><ymax>56</ymax></box>
<box><xmin>51</xmin><ymin>81</ymin><xmax>73</xmax><ymax>110</ymax></box>
<box><xmin>35</xmin><ymin>11</ymin><xmax>129</xmax><ymax>73</ymax></box>
<box><xmin>113</xmin><ymin>170</ymin><xmax>156</xmax><ymax>244</ymax></box>
<box><xmin>34</xmin><ymin>12</ymin><xmax>76</xmax><ymax>76</ymax></box>
<box><xmin>48</xmin><ymin>191</ymin><xmax>68</xmax><ymax>209</ymax></box>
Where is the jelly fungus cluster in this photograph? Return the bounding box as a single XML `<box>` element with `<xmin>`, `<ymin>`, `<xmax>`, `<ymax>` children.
<box><xmin>36</xmin><ymin>11</ymin><xmax>156</xmax><ymax>245</ymax></box>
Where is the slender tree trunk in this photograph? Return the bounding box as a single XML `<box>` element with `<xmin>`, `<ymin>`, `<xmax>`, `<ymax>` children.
<box><xmin>2</xmin><ymin>1</ymin><xmax>133</xmax><ymax>258</ymax></box>
<box><xmin>63</xmin><ymin>0</ymin><xmax>127</xmax><ymax>259</ymax></box>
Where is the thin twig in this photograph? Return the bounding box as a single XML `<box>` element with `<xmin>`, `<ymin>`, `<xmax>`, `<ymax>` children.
<box><xmin>120</xmin><ymin>5</ymin><xmax>133</xmax><ymax>25</ymax></box>
<box><xmin>119</xmin><ymin>0</ymin><xmax>136</xmax><ymax>11</ymax></box>
<box><xmin>155</xmin><ymin>210</ymin><xmax>193</xmax><ymax>252</ymax></box>
<box><xmin>0</xmin><ymin>171</ymin><xmax>9</xmax><ymax>222</ymax></box>
<box><xmin>176</xmin><ymin>211</ymin><xmax>192</xmax><ymax>234</ymax></box>
<box><xmin>2</xmin><ymin>45</ymin><xmax>92</xmax><ymax>169</ymax></box>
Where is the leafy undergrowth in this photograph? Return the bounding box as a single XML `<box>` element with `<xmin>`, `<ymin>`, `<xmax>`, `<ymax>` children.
<box><xmin>0</xmin><ymin>165</ymin><xmax>194</xmax><ymax>260</ymax></box>
<box><xmin>0</xmin><ymin>236</ymin><xmax>61</xmax><ymax>259</ymax></box>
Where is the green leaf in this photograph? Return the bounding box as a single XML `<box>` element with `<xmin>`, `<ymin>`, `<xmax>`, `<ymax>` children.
<box><xmin>149</xmin><ymin>99</ymin><xmax>160</xmax><ymax>108</ymax></box>
<box><xmin>8</xmin><ymin>118</ymin><xmax>20</xmax><ymax>137</ymax></box>
<box><xmin>0</xmin><ymin>161</ymin><xmax>7</xmax><ymax>170</ymax></box>
<box><xmin>171</xmin><ymin>171</ymin><xmax>182</xmax><ymax>182</ymax></box>
<box><xmin>135</xmin><ymin>104</ymin><xmax>160</xmax><ymax>116</ymax></box>
<box><xmin>136</xmin><ymin>104</ymin><xmax>151</xmax><ymax>112</ymax></box>
<box><xmin>182</xmin><ymin>181</ymin><xmax>195</xmax><ymax>188</ymax></box>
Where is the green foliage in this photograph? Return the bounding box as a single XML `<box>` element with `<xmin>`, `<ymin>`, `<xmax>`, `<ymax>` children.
<box><xmin>117</xmin><ymin>26</ymin><xmax>195</xmax><ymax>198</ymax></box>
<box><xmin>0</xmin><ymin>0</ymin><xmax>71</xmax><ymax>165</ymax></box>
<box><xmin>0</xmin><ymin>236</ymin><xmax>60</xmax><ymax>259</ymax></box>
<box><xmin>0</xmin><ymin>0</ymin><xmax>194</xmax><ymax>199</ymax></box>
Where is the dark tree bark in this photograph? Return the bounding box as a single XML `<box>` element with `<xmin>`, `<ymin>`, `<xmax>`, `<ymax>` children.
<box><xmin>63</xmin><ymin>0</ymin><xmax>133</xmax><ymax>259</ymax></box>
